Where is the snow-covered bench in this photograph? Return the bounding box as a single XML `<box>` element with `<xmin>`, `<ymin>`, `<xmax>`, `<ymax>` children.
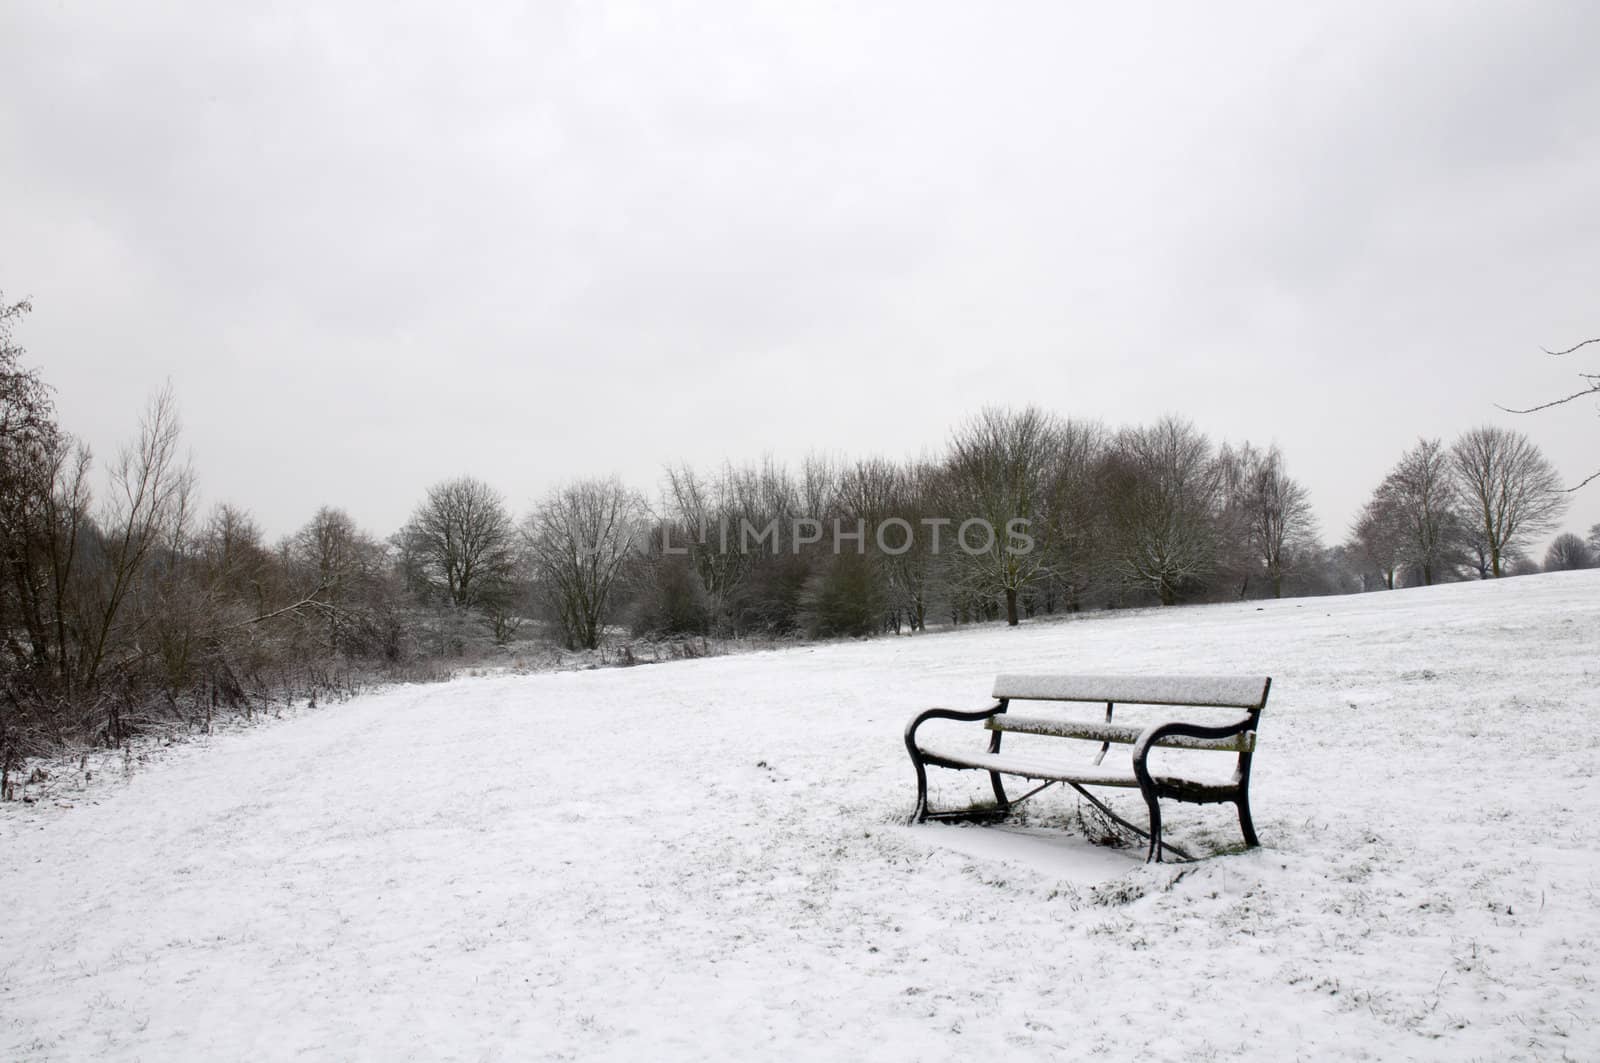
<box><xmin>904</xmin><ymin>674</ymin><xmax>1271</xmax><ymax>862</ymax></box>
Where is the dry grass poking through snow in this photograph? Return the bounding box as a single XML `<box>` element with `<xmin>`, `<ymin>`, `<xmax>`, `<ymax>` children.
<box><xmin>2</xmin><ymin>571</ymin><xmax>1598</xmax><ymax>1061</ymax></box>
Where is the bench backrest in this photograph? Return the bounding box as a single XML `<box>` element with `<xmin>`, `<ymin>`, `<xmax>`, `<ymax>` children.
<box><xmin>991</xmin><ymin>674</ymin><xmax>1271</xmax><ymax>711</ymax></box>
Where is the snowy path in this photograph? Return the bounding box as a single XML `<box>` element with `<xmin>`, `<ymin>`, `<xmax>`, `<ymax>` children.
<box><xmin>4</xmin><ymin>572</ymin><xmax>1599</xmax><ymax>1061</ymax></box>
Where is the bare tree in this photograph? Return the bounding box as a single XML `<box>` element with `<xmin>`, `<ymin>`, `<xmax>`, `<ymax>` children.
<box><xmin>198</xmin><ymin>504</ymin><xmax>270</xmax><ymax>605</ymax></box>
<box><xmin>78</xmin><ymin>386</ymin><xmax>195</xmax><ymax>690</ymax></box>
<box><xmin>835</xmin><ymin>457</ymin><xmax>901</xmax><ymax>627</ymax></box>
<box><xmin>1099</xmin><ymin>416</ymin><xmax>1221</xmax><ymax>605</ymax></box>
<box><xmin>1219</xmin><ymin>443</ymin><xmax>1317</xmax><ymax>598</ymax></box>
<box><xmin>1449</xmin><ymin>426</ymin><xmax>1567</xmax><ymax>578</ymax></box>
<box><xmin>1256</xmin><ymin>449</ymin><xmax>1317</xmax><ymax>598</ymax></box>
<box><xmin>1348</xmin><ymin>494</ymin><xmax>1407</xmax><ymax>590</ymax></box>
<box><xmin>0</xmin><ymin>297</ymin><xmax>57</xmax><ymax>533</ymax></box>
<box><xmin>1543</xmin><ymin>532</ymin><xmax>1593</xmax><ymax>571</ymax></box>
<box><xmin>524</xmin><ymin>477</ymin><xmax>642</xmax><ymax>650</ymax></box>
<box><xmin>1373</xmin><ymin>438</ymin><xmax>1465</xmax><ymax>586</ymax></box>
<box><xmin>662</xmin><ymin>463</ymin><xmax>753</xmax><ymax>636</ymax></box>
<box><xmin>798</xmin><ymin>452</ymin><xmax>840</xmax><ymax>525</ymax></box>
<box><xmin>0</xmin><ymin>295</ymin><xmax>76</xmax><ymax>770</ymax></box>
<box><xmin>886</xmin><ymin>460</ymin><xmax>940</xmax><ymax>631</ymax></box>
<box><xmin>828</xmin><ymin>457</ymin><xmax>940</xmax><ymax>633</ymax></box>
<box><xmin>733</xmin><ymin>458</ymin><xmax>812</xmax><ymax>634</ymax></box>
<box><xmin>289</xmin><ymin>506</ymin><xmax>385</xmax><ymax>653</ymax></box>
<box><xmin>398</xmin><ymin>477</ymin><xmax>518</xmax><ymax>611</ymax></box>
<box><xmin>940</xmin><ymin>407</ymin><xmax>1063</xmax><ymax>625</ymax></box>
<box><xmin>1039</xmin><ymin>420</ymin><xmax>1107</xmax><ymax>612</ymax></box>
<box><xmin>0</xmin><ymin>333</ymin><xmax>93</xmax><ymax>691</ymax></box>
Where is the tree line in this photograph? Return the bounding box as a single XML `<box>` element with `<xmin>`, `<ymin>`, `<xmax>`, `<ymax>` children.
<box><xmin>0</xmin><ymin>294</ymin><xmax>1589</xmax><ymax>787</ymax></box>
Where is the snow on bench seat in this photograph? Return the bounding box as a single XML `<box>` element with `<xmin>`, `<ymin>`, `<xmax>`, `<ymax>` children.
<box><xmin>985</xmin><ymin>712</ymin><xmax>1256</xmax><ymax>752</ymax></box>
<box><xmin>915</xmin><ymin>741</ymin><xmax>1238</xmax><ymax>801</ymax></box>
<box><xmin>991</xmin><ymin>673</ymin><xmax>1270</xmax><ymax>710</ymax></box>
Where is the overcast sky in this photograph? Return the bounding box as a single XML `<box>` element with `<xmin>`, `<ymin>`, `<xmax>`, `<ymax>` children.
<box><xmin>3</xmin><ymin>2</ymin><xmax>1597</xmax><ymax>548</ymax></box>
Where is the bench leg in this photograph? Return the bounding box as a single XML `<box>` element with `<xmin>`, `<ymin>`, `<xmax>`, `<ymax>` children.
<box><xmin>1236</xmin><ymin>792</ymin><xmax>1259</xmax><ymax>848</ymax></box>
<box><xmin>909</xmin><ymin>754</ymin><xmax>930</xmax><ymax>824</ymax></box>
<box><xmin>989</xmin><ymin>771</ymin><xmax>1010</xmax><ymax>808</ymax></box>
<box><xmin>1142</xmin><ymin>790</ymin><xmax>1164</xmax><ymax>863</ymax></box>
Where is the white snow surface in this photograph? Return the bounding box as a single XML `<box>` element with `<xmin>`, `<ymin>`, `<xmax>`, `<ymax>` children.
<box><xmin>4</xmin><ymin>571</ymin><xmax>1600</xmax><ymax>1061</ymax></box>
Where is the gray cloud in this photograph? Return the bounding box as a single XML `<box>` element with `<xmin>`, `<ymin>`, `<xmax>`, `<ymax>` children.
<box><xmin>3</xmin><ymin>0</ymin><xmax>1597</xmax><ymax>545</ymax></box>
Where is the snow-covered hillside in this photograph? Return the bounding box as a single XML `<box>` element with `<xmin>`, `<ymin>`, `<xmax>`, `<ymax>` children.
<box><xmin>4</xmin><ymin>572</ymin><xmax>1599</xmax><ymax>1061</ymax></box>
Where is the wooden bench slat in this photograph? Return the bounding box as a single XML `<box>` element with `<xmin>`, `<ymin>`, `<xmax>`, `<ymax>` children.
<box><xmin>991</xmin><ymin>674</ymin><xmax>1270</xmax><ymax>709</ymax></box>
<box><xmin>985</xmin><ymin>713</ymin><xmax>1256</xmax><ymax>752</ymax></box>
<box><xmin>916</xmin><ymin>742</ymin><xmax>1239</xmax><ymax>798</ymax></box>
<box><xmin>919</xmin><ymin>741</ymin><xmax>1142</xmax><ymax>786</ymax></box>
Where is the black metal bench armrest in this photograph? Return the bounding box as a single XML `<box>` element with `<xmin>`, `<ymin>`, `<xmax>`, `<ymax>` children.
<box><xmin>905</xmin><ymin>703</ymin><xmax>1005</xmax><ymax>753</ymax></box>
<box><xmin>1130</xmin><ymin>715</ymin><xmax>1256</xmax><ymax>782</ymax></box>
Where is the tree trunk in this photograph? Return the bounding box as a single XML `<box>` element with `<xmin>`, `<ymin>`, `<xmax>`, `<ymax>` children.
<box><xmin>1004</xmin><ymin>587</ymin><xmax>1019</xmax><ymax>626</ymax></box>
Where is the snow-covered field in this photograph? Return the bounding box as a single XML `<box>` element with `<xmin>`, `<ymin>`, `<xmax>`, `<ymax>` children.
<box><xmin>4</xmin><ymin>572</ymin><xmax>1598</xmax><ymax>1061</ymax></box>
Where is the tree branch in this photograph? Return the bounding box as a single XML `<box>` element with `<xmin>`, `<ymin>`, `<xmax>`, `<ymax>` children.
<box><xmin>223</xmin><ymin>584</ymin><xmax>334</xmax><ymax>631</ymax></box>
<box><xmin>1496</xmin><ymin>383</ymin><xmax>1600</xmax><ymax>415</ymax></box>
<box><xmin>1564</xmin><ymin>468</ymin><xmax>1600</xmax><ymax>494</ymax></box>
<box><xmin>1543</xmin><ymin>337</ymin><xmax>1600</xmax><ymax>357</ymax></box>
